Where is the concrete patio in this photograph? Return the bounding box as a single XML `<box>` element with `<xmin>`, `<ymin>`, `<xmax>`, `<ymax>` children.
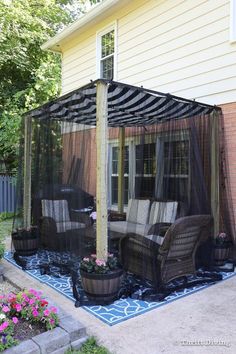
<box><xmin>2</xmin><ymin>256</ymin><xmax>236</xmax><ymax>354</ymax></box>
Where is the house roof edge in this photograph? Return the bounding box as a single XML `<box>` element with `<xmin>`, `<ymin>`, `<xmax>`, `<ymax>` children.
<box><xmin>41</xmin><ymin>0</ymin><xmax>123</xmax><ymax>52</ymax></box>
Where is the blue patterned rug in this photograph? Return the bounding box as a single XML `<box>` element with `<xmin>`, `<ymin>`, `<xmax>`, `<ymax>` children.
<box><xmin>4</xmin><ymin>251</ymin><xmax>236</xmax><ymax>326</ymax></box>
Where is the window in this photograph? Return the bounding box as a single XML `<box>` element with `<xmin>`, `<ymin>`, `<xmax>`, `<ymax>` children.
<box><xmin>111</xmin><ymin>146</ymin><xmax>129</xmax><ymax>205</ymax></box>
<box><xmin>156</xmin><ymin>135</ymin><xmax>190</xmax><ymax>202</ymax></box>
<box><xmin>109</xmin><ymin>142</ymin><xmax>155</xmax><ymax>208</ymax></box>
<box><xmin>109</xmin><ymin>135</ymin><xmax>190</xmax><ymax>209</ymax></box>
<box><xmin>97</xmin><ymin>24</ymin><xmax>116</xmax><ymax>80</ymax></box>
<box><xmin>135</xmin><ymin>143</ymin><xmax>156</xmax><ymax>198</ymax></box>
<box><xmin>230</xmin><ymin>0</ymin><xmax>236</xmax><ymax>42</ymax></box>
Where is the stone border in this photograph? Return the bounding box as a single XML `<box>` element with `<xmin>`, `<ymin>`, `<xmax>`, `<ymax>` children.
<box><xmin>3</xmin><ymin>297</ymin><xmax>88</xmax><ymax>354</ymax></box>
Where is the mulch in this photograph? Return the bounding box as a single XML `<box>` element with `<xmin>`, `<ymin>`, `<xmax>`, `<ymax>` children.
<box><xmin>13</xmin><ymin>319</ymin><xmax>46</xmax><ymax>342</ymax></box>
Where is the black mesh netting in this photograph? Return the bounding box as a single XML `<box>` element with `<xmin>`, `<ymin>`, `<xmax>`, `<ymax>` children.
<box><xmin>11</xmin><ymin>80</ymin><xmax>236</xmax><ymax>304</ymax></box>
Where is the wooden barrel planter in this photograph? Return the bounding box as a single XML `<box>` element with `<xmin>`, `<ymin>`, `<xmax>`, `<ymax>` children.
<box><xmin>12</xmin><ymin>227</ymin><xmax>39</xmax><ymax>256</ymax></box>
<box><xmin>213</xmin><ymin>243</ymin><xmax>232</xmax><ymax>266</ymax></box>
<box><xmin>80</xmin><ymin>268</ymin><xmax>123</xmax><ymax>305</ymax></box>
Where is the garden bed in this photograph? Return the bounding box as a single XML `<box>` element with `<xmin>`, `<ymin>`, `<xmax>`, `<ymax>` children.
<box><xmin>0</xmin><ymin>288</ymin><xmax>88</xmax><ymax>353</ymax></box>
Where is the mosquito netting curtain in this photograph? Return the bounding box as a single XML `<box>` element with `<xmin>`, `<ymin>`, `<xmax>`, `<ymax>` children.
<box><xmin>12</xmin><ymin>80</ymin><xmax>235</xmax><ymax>291</ymax></box>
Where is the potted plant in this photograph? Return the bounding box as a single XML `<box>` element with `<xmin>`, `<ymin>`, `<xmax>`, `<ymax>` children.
<box><xmin>12</xmin><ymin>226</ymin><xmax>39</xmax><ymax>256</ymax></box>
<box><xmin>213</xmin><ymin>232</ymin><xmax>232</xmax><ymax>266</ymax></box>
<box><xmin>80</xmin><ymin>253</ymin><xmax>123</xmax><ymax>305</ymax></box>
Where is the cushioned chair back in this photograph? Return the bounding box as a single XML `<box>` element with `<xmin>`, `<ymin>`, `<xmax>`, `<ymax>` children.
<box><xmin>127</xmin><ymin>199</ymin><xmax>150</xmax><ymax>225</ymax></box>
<box><xmin>160</xmin><ymin>215</ymin><xmax>212</xmax><ymax>260</ymax></box>
<box><xmin>41</xmin><ymin>199</ymin><xmax>70</xmax><ymax>223</ymax></box>
<box><xmin>149</xmin><ymin>201</ymin><xmax>178</xmax><ymax>224</ymax></box>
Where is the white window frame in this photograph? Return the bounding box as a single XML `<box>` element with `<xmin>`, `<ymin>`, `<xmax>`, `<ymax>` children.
<box><xmin>109</xmin><ymin>139</ymin><xmax>133</xmax><ymax>211</ymax></box>
<box><xmin>109</xmin><ymin>131</ymin><xmax>191</xmax><ymax>210</ymax></box>
<box><xmin>230</xmin><ymin>0</ymin><xmax>236</xmax><ymax>43</ymax></box>
<box><xmin>96</xmin><ymin>22</ymin><xmax>117</xmax><ymax>80</ymax></box>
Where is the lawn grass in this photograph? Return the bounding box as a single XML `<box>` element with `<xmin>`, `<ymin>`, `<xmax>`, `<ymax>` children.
<box><xmin>66</xmin><ymin>337</ymin><xmax>111</xmax><ymax>354</ymax></box>
<box><xmin>0</xmin><ymin>219</ymin><xmax>13</xmax><ymax>240</ymax></box>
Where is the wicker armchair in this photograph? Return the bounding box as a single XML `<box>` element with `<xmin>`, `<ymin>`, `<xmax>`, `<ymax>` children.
<box><xmin>40</xmin><ymin>199</ymin><xmax>92</xmax><ymax>252</ymax></box>
<box><xmin>120</xmin><ymin>215</ymin><xmax>213</xmax><ymax>288</ymax></box>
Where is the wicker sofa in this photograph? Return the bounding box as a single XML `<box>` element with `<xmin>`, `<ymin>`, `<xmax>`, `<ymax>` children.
<box><xmin>108</xmin><ymin>198</ymin><xmax>178</xmax><ymax>240</ymax></box>
<box><xmin>120</xmin><ymin>214</ymin><xmax>213</xmax><ymax>288</ymax></box>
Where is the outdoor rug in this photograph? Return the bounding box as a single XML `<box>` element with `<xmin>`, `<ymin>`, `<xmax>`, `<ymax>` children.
<box><xmin>4</xmin><ymin>250</ymin><xmax>236</xmax><ymax>326</ymax></box>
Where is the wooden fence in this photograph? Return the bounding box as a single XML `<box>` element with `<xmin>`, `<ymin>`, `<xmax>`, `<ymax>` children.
<box><xmin>0</xmin><ymin>175</ymin><xmax>16</xmax><ymax>213</ymax></box>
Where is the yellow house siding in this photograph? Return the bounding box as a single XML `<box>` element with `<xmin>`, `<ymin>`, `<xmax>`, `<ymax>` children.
<box><xmin>61</xmin><ymin>0</ymin><xmax>236</xmax><ymax>105</ymax></box>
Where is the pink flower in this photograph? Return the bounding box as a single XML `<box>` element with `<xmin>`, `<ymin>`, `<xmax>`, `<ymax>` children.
<box><xmin>43</xmin><ymin>309</ymin><xmax>50</xmax><ymax>317</ymax></box>
<box><xmin>12</xmin><ymin>317</ymin><xmax>18</xmax><ymax>324</ymax></box>
<box><xmin>7</xmin><ymin>294</ymin><xmax>16</xmax><ymax>302</ymax></box>
<box><xmin>83</xmin><ymin>257</ymin><xmax>89</xmax><ymax>262</ymax></box>
<box><xmin>219</xmin><ymin>232</ymin><xmax>227</xmax><ymax>238</ymax></box>
<box><xmin>29</xmin><ymin>289</ymin><xmax>37</xmax><ymax>295</ymax></box>
<box><xmin>49</xmin><ymin>318</ymin><xmax>55</xmax><ymax>325</ymax></box>
<box><xmin>29</xmin><ymin>298</ymin><xmax>35</xmax><ymax>305</ymax></box>
<box><xmin>95</xmin><ymin>259</ymin><xmax>106</xmax><ymax>267</ymax></box>
<box><xmin>0</xmin><ymin>321</ymin><xmax>9</xmax><ymax>331</ymax></box>
<box><xmin>15</xmin><ymin>304</ymin><xmax>22</xmax><ymax>312</ymax></box>
<box><xmin>91</xmin><ymin>254</ymin><xmax>97</xmax><ymax>258</ymax></box>
<box><xmin>32</xmin><ymin>310</ymin><xmax>39</xmax><ymax>317</ymax></box>
<box><xmin>49</xmin><ymin>306</ymin><xmax>57</xmax><ymax>314</ymax></box>
<box><xmin>22</xmin><ymin>294</ymin><xmax>30</xmax><ymax>302</ymax></box>
<box><xmin>2</xmin><ymin>306</ymin><xmax>10</xmax><ymax>313</ymax></box>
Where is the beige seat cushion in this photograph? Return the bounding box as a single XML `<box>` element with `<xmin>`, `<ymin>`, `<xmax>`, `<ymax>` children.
<box><xmin>127</xmin><ymin>199</ymin><xmax>150</xmax><ymax>225</ymax></box>
<box><xmin>149</xmin><ymin>201</ymin><xmax>178</xmax><ymax>224</ymax></box>
<box><xmin>42</xmin><ymin>199</ymin><xmax>70</xmax><ymax>222</ymax></box>
<box><xmin>56</xmin><ymin>221</ymin><xmax>85</xmax><ymax>233</ymax></box>
<box><xmin>145</xmin><ymin>234</ymin><xmax>164</xmax><ymax>246</ymax></box>
<box><xmin>108</xmin><ymin>221</ymin><xmax>150</xmax><ymax>236</ymax></box>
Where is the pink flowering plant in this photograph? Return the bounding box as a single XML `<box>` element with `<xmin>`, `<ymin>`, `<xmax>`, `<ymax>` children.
<box><xmin>214</xmin><ymin>232</ymin><xmax>232</xmax><ymax>246</ymax></box>
<box><xmin>80</xmin><ymin>253</ymin><xmax>120</xmax><ymax>274</ymax></box>
<box><xmin>0</xmin><ymin>289</ymin><xmax>59</xmax><ymax>351</ymax></box>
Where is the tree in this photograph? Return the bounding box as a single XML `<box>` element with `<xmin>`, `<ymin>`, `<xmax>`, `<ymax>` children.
<box><xmin>0</xmin><ymin>0</ymin><xmax>101</xmax><ymax>173</ymax></box>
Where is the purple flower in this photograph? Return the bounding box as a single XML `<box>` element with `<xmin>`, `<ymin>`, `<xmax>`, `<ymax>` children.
<box><xmin>1</xmin><ymin>334</ymin><xmax>7</xmax><ymax>344</ymax></box>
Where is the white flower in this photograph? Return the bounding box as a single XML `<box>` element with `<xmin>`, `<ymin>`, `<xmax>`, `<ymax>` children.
<box><xmin>0</xmin><ymin>313</ymin><xmax>6</xmax><ymax>320</ymax></box>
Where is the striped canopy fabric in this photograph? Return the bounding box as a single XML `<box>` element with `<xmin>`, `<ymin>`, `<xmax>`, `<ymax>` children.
<box><xmin>27</xmin><ymin>79</ymin><xmax>220</xmax><ymax>126</ymax></box>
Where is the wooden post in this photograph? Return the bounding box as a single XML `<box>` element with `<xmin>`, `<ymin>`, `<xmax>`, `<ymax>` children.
<box><xmin>211</xmin><ymin>112</ymin><xmax>220</xmax><ymax>237</ymax></box>
<box><xmin>23</xmin><ymin>116</ymin><xmax>32</xmax><ymax>229</ymax></box>
<box><xmin>118</xmin><ymin>127</ymin><xmax>125</xmax><ymax>213</ymax></box>
<box><xmin>96</xmin><ymin>81</ymin><xmax>108</xmax><ymax>260</ymax></box>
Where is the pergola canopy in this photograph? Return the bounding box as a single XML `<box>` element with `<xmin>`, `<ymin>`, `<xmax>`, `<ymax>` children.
<box><xmin>27</xmin><ymin>79</ymin><xmax>221</xmax><ymax>126</ymax></box>
<box><xmin>13</xmin><ymin>78</ymin><xmax>236</xmax><ymax>305</ymax></box>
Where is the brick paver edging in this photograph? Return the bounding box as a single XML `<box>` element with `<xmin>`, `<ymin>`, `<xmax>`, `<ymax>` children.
<box><xmin>3</xmin><ymin>297</ymin><xmax>88</xmax><ymax>354</ymax></box>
